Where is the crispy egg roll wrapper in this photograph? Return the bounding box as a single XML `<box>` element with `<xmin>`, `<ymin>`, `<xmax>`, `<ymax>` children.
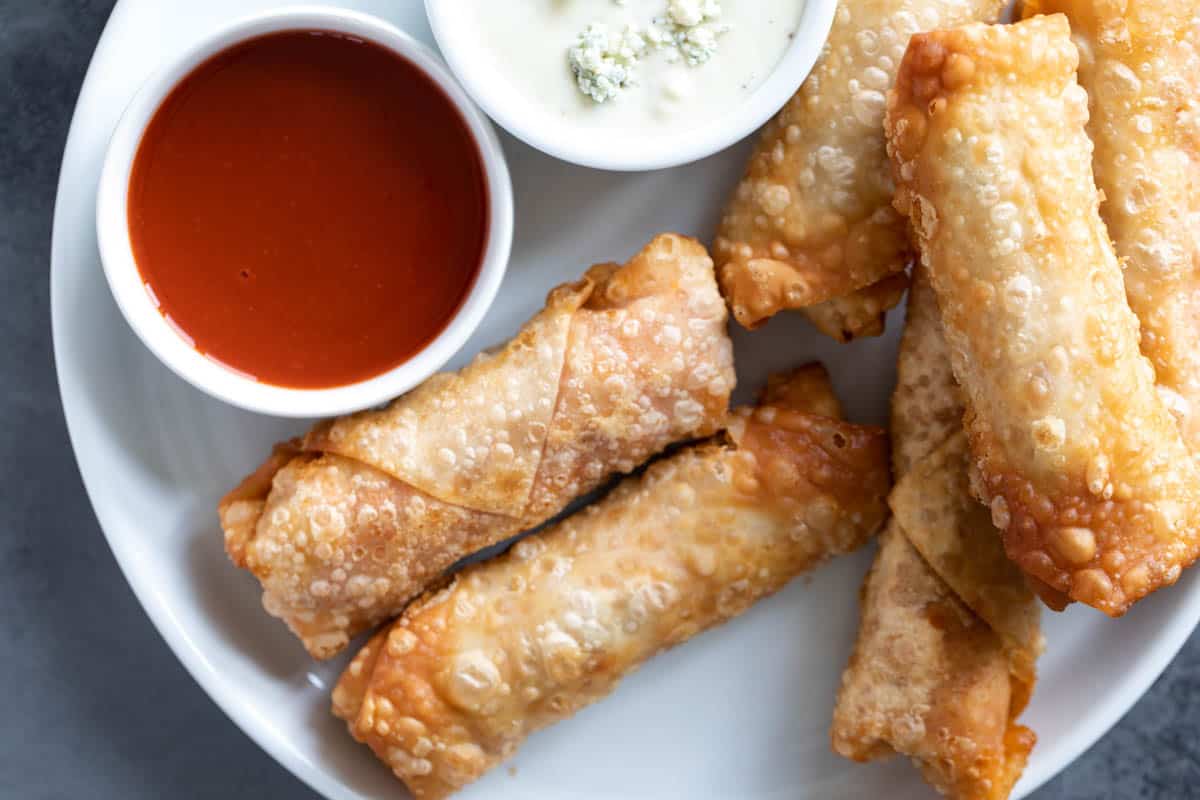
<box><xmin>219</xmin><ymin>234</ymin><xmax>735</xmax><ymax>658</ymax></box>
<box><xmin>890</xmin><ymin>275</ymin><xmax>1042</xmax><ymax>676</ymax></box>
<box><xmin>832</xmin><ymin>269</ymin><xmax>1040</xmax><ymax>800</ymax></box>
<box><xmin>892</xmin><ymin>274</ymin><xmax>1046</xmax><ymax>657</ymax></box>
<box><xmin>889</xmin><ymin>268</ymin><xmax>965</xmax><ymax>479</ymax></box>
<box><xmin>332</xmin><ymin>366</ymin><xmax>891</xmax><ymax>799</ymax></box>
<box><xmin>885</xmin><ymin>16</ymin><xmax>1200</xmax><ymax>615</ymax></box>
<box><xmin>833</xmin><ymin>525</ymin><xmax>1035</xmax><ymax>800</ymax></box>
<box><xmin>713</xmin><ymin>0</ymin><xmax>1006</xmax><ymax>340</ymax></box>
<box><xmin>890</xmin><ymin>433</ymin><xmax>1041</xmax><ymax>692</ymax></box>
<box><xmin>800</xmin><ymin>275</ymin><xmax>911</xmax><ymax>342</ymax></box>
<box><xmin>1021</xmin><ymin>0</ymin><xmax>1200</xmax><ymax>453</ymax></box>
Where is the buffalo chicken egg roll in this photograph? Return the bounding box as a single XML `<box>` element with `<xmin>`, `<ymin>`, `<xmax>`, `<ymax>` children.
<box><xmin>713</xmin><ymin>0</ymin><xmax>1007</xmax><ymax>340</ymax></box>
<box><xmin>219</xmin><ymin>234</ymin><xmax>735</xmax><ymax>658</ymax></box>
<box><xmin>834</xmin><ymin>524</ymin><xmax>1034</xmax><ymax>800</ymax></box>
<box><xmin>885</xmin><ymin>16</ymin><xmax>1200</xmax><ymax>615</ymax></box>
<box><xmin>832</xmin><ymin>269</ymin><xmax>1041</xmax><ymax>800</ymax></box>
<box><xmin>890</xmin><ymin>271</ymin><xmax>1043</xmax><ymax>680</ymax></box>
<box><xmin>332</xmin><ymin>366</ymin><xmax>891</xmax><ymax>799</ymax></box>
<box><xmin>1022</xmin><ymin>0</ymin><xmax>1200</xmax><ymax>453</ymax></box>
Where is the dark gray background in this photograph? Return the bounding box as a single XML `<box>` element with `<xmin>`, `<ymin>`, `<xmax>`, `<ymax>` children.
<box><xmin>3</xmin><ymin>1</ymin><xmax>1198</xmax><ymax>798</ymax></box>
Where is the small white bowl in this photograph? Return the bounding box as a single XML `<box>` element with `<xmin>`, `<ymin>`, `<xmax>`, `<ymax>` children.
<box><xmin>425</xmin><ymin>0</ymin><xmax>836</xmax><ymax>172</ymax></box>
<box><xmin>97</xmin><ymin>6</ymin><xmax>513</xmax><ymax>419</ymax></box>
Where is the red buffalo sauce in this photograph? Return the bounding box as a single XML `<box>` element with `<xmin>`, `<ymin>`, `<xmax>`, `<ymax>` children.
<box><xmin>128</xmin><ymin>31</ymin><xmax>488</xmax><ymax>389</ymax></box>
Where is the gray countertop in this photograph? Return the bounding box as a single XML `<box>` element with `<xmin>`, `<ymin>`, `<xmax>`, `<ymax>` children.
<box><xmin>3</xmin><ymin>1</ymin><xmax>1199</xmax><ymax>798</ymax></box>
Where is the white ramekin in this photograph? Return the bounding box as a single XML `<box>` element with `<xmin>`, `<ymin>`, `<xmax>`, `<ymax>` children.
<box><xmin>96</xmin><ymin>6</ymin><xmax>513</xmax><ymax>419</ymax></box>
<box><xmin>425</xmin><ymin>0</ymin><xmax>837</xmax><ymax>172</ymax></box>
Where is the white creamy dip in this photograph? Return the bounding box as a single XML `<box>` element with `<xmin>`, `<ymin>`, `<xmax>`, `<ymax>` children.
<box><xmin>448</xmin><ymin>0</ymin><xmax>808</xmax><ymax>134</ymax></box>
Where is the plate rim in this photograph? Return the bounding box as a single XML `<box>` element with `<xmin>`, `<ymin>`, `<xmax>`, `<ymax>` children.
<box><xmin>49</xmin><ymin>3</ymin><xmax>1200</xmax><ymax>799</ymax></box>
<box><xmin>50</xmin><ymin>4</ymin><xmax>375</xmax><ymax>799</ymax></box>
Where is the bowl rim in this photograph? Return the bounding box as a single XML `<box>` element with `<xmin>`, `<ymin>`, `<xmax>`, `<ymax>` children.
<box><xmin>95</xmin><ymin>4</ymin><xmax>514</xmax><ymax>419</ymax></box>
<box><xmin>423</xmin><ymin>0</ymin><xmax>838</xmax><ymax>172</ymax></box>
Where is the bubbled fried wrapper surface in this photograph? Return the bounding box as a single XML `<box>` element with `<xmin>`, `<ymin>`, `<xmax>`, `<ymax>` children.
<box><xmin>886</xmin><ymin>15</ymin><xmax>1200</xmax><ymax>615</ymax></box>
<box><xmin>219</xmin><ymin>234</ymin><xmax>735</xmax><ymax>658</ymax></box>
<box><xmin>832</xmin><ymin>268</ymin><xmax>1040</xmax><ymax>800</ymax></box>
<box><xmin>331</xmin><ymin>365</ymin><xmax>891</xmax><ymax>799</ymax></box>
<box><xmin>713</xmin><ymin>0</ymin><xmax>1007</xmax><ymax>340</ymax></box>
<box><xmin>1021</xmin><ymin>0</ymin><xmax>1200</xmax><ymax>458</ymax></box>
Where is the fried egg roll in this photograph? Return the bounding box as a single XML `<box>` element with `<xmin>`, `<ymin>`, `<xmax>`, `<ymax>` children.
<box><xmin>832</xmin><ymin>270</ymin><xmax>1040</xmax><ymax>800</ymax></box>
<box><xmin>713</xmin><ymin>0</ymin><xmax>1006</xmax><ymax>340</ymax></box>
<box><xmin>1021</xmin><ymin>0</ymin><xmax>1200</xmax><ymax>452</ymax></box>
<box><xmin>332</xmin><ymin>366</ymin><xmax>891</xmax><ymax>799</ymax></box>
<box><xmin>219</xmin><ymin>234</ymin><xmax>735</xmax><ymax>658</ymax></box>
<box><xmin>885</xmin><ymin>15</ymin><xmax>1200</xmax><ymax>615</ymax></box>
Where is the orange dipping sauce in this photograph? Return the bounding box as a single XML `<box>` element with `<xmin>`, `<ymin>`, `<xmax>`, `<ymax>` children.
<box><xmin>128</xmin><ymin>31</ymin><xmax>488</xmax><ymax>389</ymax></box>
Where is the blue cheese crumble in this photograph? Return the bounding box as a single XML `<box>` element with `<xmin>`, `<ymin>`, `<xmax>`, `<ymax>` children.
<box><xmin>663</xmin><ymin>1</ymin><xmax>726</xmax><ymax>68</ymax></box>
<box><xmin>568</xmin><ymin>0</ymin><xmax>730</xmax><ymax>104</ymax></box>
<box><xmin>568</xmin><ymin>24</ymin><xmax>650</xmax><ymax>103</ymax></box>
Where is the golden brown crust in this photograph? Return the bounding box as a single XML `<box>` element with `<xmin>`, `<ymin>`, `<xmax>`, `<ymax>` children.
<box><xmin>1024</xmin><ymin>574</ymin><xmax>1072</xmax><ymax>613</ymax></box>
<box><xmin>330</xmin><ymin>630</ymin><xmax>386</xmax><ymax>723</ymax></box>
<box><xmin>219</xmin><ymin>441</ymin><xmax>300</xmax><ymax>566</ymax></box>
<box><xmin>1021</xmin><ymin>0</ymin><xmax>1200</xmax><ymax>455</ymax></box>
<box><xmin>333</xmin><ymin>369</ymin><xmax>891</xmax><ymax>799</ymax></box>
<box><xmin>761</xmin><ymin>363</ymin><xmax>844</xmax><ymax>418</ymax></box>
<box><xmin>235</xmin><ymin>453</ymin><xmax>511</xmax><ymax>656</ymax></box>
<box><xmin>218</xmin><ymin>234</ymin><xmax>736</xmax><ymax>658</ymax></box>
<box><xmin>890</xmin><ymin>432</ymin><xmax>1042</xmax><ymax>693</ymax></box>
<box><xmin>713</xmin><ymin>0</ymin><xmax>1006</xmax><ymax>338</ymax></box>
<box><xmin>832</xmin><ymin>265</ymin><xmax>1039</xmax><ymax>800</ymax></box>
<box><xmin>304</xmin><ymin>285</ymin><xmax>581</xmax><ymax>518</ymax></box>
<box><xmin>800</xmin><ymin>274</ymin><xmax>911</xmax><ymax>342</ymax></box>
<box><xmin>525</xmin><ymin>236</ymin><xmax>734</xmax><ymax>519</ymax></box>
<box><xmin>886</xmin><ymin>16</ymin><xmax>1200</xmax><ymax>615</ymax></box>
<box><xmin>832</xmin><ymin>525</ymin><xmax>1034</xmax><ymax>800</ymax></box>
<box><xmin>889</xmin><ymin>268</ymin><xmax>962</xmax><ymax>478</ymax></box>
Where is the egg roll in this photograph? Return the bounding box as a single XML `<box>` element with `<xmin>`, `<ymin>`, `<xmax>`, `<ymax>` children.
<box><xmin>331</xmin><ymin>366</ymin><xmax>891</xmax><ymax>799</ymax></box>
<box><xmin>1021</xmin><ymin>0</ymin><xmax>1200</xmax><ymax>453</ymax></box>
<box><xmin>885</xmin><ymin>15</ymin><xmax>1200</xmax><ymax>615</ymax></box>
<box><xmin>800</xmin><ymin>276</ymin><xmax>911</xmax><ymax>342</ymax></box>
<box><xmin>712</xmin><ymin>0</ymin><xmax>1007</xmax><ymax>340</ymax></box>
<box><xmin>219</xmin><ymin>234</ymin><xmax>735</xmax><ymax>658</ymax></box>
<box><xmin>831</xmin><ymin>269</ymin><xmax>1040</xmax><ymax>800</ymax></box>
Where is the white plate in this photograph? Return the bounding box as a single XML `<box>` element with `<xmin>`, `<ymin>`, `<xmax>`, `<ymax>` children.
<box><xmin>51</xmin><ymin>2</ymin><xmax>1200</xmax><ymax>799</ymax></box>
